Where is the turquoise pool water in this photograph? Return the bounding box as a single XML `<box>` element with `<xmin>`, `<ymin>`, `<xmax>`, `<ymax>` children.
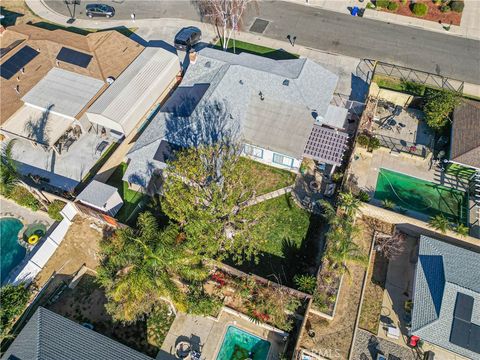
<box><xmin>0</xmin><ymin>218</ymin><xmax>25</xmax><ymax>283</ymax></box>
<box><xmin>216</xmin><ymin>326</ymin><xmax>271</xmax><ymax>360</ymax></box>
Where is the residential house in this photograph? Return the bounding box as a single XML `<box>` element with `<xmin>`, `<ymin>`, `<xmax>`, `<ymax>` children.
<box><xmin>123</xmin><ymin>48</ymin><xmax>350</xmax><ymax>192</ymax></box>
<box><xmin>410</xmin><ymin>235</ymin><xmax>480</xmax><ymax>359</ymax></box>
<box><xmin>1</xmin><ymin>307</ymin><xmax>153</xmax><ymax>360</ymax></box>
<box><xmin>449</xmin><ymin>100</ymin><xmax>480</xmax><ymax>237</ymax></box>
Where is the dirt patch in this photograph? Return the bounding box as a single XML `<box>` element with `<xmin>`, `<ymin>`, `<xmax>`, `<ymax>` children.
<box><xmin>376</xmin><ymin>0</ymin><xmax>462</xmax><ymax>26</ymax></box>
<box><xmin>47</xmin><ymin>273</ymin><xmax>158</xmax><ymax>357</ymax></box>
<box><xmin>299</xmin><ymin>220</ymin><xmax>374</xmax><ymax>359</ymax></box>
<box><xmin>33</xmin><ymin>217</ymin><xmax>103</xmax><ymax>289</ymax></box>
<box><xmin>359</xmin><ymin>251</ymin><xmax>389</xmax><ymax>334</ymax></box>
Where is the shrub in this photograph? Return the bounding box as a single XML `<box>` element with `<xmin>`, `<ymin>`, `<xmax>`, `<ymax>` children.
<box><xmin>375</xmin><ymin>0</ymin><xmax>390</xmax><ymax>8</ymax></box>
<box><xmin>412</xmin><ymin>2</ymin><xmax>428</xmax><ymax>16</ymax></box>
<box><xmin>47</xmin><ymin>200</ymin><xmax>65</xmax><ymax>221</ymax></box>
<box><xmin>185</xmin><ymin>286</ymin><xmax>222</xmax><ymax>316</ymax></box>
<box><xmin>8</xmin><ymin>185</ymin><xmax>40</xmax><ymax>211</ymax></box>
<box><xmin>433</xmin><ymin>0</ymin><xmax>442</xmax><ymax>4</ymax></box>
<box><xmin>294</xmin><ymin>274</ymin><xmax>317</xmax><ymax>294</ymax></box>
<box><xmin>147</xmin><ymin>303</ymin><xmax>175</xmax><ymax>347</ymax></box>
<box><xmin>423</xmin><ymin>89</ymin><xmax>459</xmax><ymax>132</ymax></box>
<box><xmin>401</xmin><ymin>0</ymin><xmax>407</xmax><ymax>4</ymax></box>
<box><xmin>388</xmin><ymin>1</ymin><xmax>399</xmax><ymax>11</ymax></box>
<box><xmin>440</xmin><ymin>4</ymin><xmax>451</xmax><ymax>12</ymax></box>
<box><xmin>357</xmin><ymin>134</ymin><xmax>370</xmax><ymax>148</ymax></box>
<box><xmin>357</xmin><ymin>190</ymin><xmax>371</xmax><ymax>202</ymax></box>
<box><xmin>1</xmin><ymin>284</ymin><xmax>30</xmax><ymax>340</ymax></box>
<box><xmin>381</xmin><ymin>199</ymin><xmax>396</xmax><ymax>209</ymax></box>
<box><xmin>450</xmin><ymin>1</ymin><xmax>464</xmax><ymax>12</ymax></box>
<box><xmin>366</xmin><ymin>2</ymin><xmax>376</xmax><ymax>9</ymax></box>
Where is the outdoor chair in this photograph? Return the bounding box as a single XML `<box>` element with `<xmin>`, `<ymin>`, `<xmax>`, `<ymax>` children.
<box><xmin>95</xmin><ymin>140</ymin><xmax>109</xmax><ymax>155</ymax></box>
<box><xmin>63</xmin><ymin>137</ymin><xmax>75</xmax><ymax>152</ymax></box>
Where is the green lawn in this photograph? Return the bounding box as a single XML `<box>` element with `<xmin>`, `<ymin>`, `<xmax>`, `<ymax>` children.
<box><xmin>213</xmin><ymin>39</ymin><xmax>299</xmax><ymax>60</ymax></box>
<box><xmin>240</xmin><ymin>158</ymin><xmax>296</xmax><ymax>195</ymax></box>
<box><xmin>229</xmin><ymin>194</ymin><xmax>313</xmax><ymax>285</ymax></box>
<box><xmin>106</xmin><ymin>163</ymin><xmax>149</xmax><ymax>224</ymax></box>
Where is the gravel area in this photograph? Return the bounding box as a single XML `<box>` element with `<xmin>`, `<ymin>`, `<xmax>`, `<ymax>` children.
<box><xmin>351</xmin><ymin>328</ymin><xmax>418</xmax><ymax>360</ymax></box>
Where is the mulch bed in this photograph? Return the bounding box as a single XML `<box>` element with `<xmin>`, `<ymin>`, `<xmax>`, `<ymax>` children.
<box><xmin>376</xmin><ymin>0</ymin><xmax>463</xmax><ymax>26</ymax></box>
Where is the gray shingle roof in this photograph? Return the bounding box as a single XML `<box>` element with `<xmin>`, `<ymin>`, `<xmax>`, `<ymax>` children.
<box><xmin>124</xmin><ymin>47</ymin><xmax>340</xmax><ymax>187</ymax></box>
<box><xmin>22</xmin><ymin>68</ymin><xmax>104</xmax><ymax>118</ymax></box>
<box><xmin>451</xmin><ymin>100</ymin><xmax>480</xmax><ymax>169</ymax></box>
<box><xmin>411</xmin><ymin>235</ymin><xmax>480</xmax><ymax>359</ymax></box>
<box><xmin>2</xmin><ymin>307</ymin><xmax>153</xmax><ymax>360</ymax></box>
<box><xmin>76</xmin><ymin>180</ymin><xmax>118</xmax><ymax>208</ymax></box>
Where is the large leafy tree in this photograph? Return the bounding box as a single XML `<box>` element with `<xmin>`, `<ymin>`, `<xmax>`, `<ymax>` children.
<box><xmin>162</xmin><ymin>144</ymin><xmax>265</xmax><ymax>263</ymax></box>
<box><xmin>423</xmin><ymin>89</ymin><xmax>459</xmax><ymax>132</ymax></box>
<box><xmin>96</xmin><ymin>212</ymin><xmax>207</xmax><ymax>322</ymax></box>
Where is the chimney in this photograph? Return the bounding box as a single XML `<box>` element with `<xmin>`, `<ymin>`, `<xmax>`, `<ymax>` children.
<box><xmin>189</xmin><ymin>49</ymin><xmax>197</xmax><ymax>64</ymax></box>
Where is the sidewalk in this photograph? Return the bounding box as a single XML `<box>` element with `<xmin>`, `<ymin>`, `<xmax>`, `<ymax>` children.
<box><xmin>282</xmin><ymin>0</ymin><xmax>480</xmax><ymax>41</ymax></box>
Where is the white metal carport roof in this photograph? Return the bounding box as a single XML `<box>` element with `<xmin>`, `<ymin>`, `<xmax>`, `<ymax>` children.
<box><xmin>86</xmin><ymin>47</ymin><xmax>180</xmax><ymax>135</ymax></box>
<box><xmin>21</xmin><ymin>68</ymin><xmax>104</xmax><ymax>119</ymax></box>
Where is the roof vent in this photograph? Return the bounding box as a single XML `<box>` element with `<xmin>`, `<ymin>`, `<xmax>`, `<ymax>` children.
<box><xmin>239</xmin><ymin>79</ymin><xmax>244</xmax><ymax>85</ymax></box>
<box><xmin>259</xmin><ymin>91</ymin><xmax>264</xmax><ymax>101</ymax></box>
<box><xmin>106</xmin><ymin>76</ymin><xmax>115</xmax><ymax>85</ymax></box>
<box><xmin>282</xmin><ymin>79</ymin><xmax>289</xmax><ymax>86</ymax></box>
<box><xmin>205</xmin><ymin>61</ymin><xmax>211</xmax><ymax>68</ymax></box>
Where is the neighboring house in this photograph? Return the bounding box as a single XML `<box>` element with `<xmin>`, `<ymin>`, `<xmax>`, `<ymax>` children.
<box><xmin>449</xmin><ymin>100</ymin><xmax>480</xmax><ymax>170</ymax></box>
<box><xmin>85</xmin><ymin>47</ymin><xmax>181</xmax><ymax>139</ymax></box>
<box><xmin>76</xmin><ymin>180</ymin><xmax>123</xmax><ymax>216</ymax></box>
<box><xmin>410</xmin><ymin>235</ymin><xmax>480</xmax><ymax>359</ymax></box>
<box><xmin>0</xmin><ymin>24</ymin><xmax>143</xmax><ymax>190</ymax></box>
<box><xmin>124</xmin><ymin>48</ymin><xmax>350</xmax><ymax>192</ymax></box>
<box><xmin>1</xmin><ymin>307</ymin><xmax>153</xmax><ymax>360</ymax></box>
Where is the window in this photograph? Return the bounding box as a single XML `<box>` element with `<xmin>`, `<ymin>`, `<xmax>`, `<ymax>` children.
<box><xmin>244</xmin><ymin>144</ymin><xmax>263</xmax><ymax>159</ymax></box>
<box><xmin>273</xmin><ymin>153</ymin><xmax>294</xmax><ymax>167</ymax></box>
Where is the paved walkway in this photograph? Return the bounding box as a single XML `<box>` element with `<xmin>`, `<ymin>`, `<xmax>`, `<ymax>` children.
<box><xmin>242</xmin><ymin>186</ymin><xmax>293</xmax><ymax>207</ymax></box>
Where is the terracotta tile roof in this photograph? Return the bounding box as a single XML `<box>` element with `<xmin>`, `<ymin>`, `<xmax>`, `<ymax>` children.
<box><xmin>451</xmin><ymin>100</ymin><xmax>480</xmax><ymax>169</ymax></box>
<box><xmin>0</xmin><ymin>24</ymin><xmax>143</xmax><ymax>124</ymax></box>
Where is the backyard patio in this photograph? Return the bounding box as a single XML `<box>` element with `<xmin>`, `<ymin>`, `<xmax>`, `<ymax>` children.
<box><xmin>158</xmin><ymin>309</ymin><xmax>288</xmax><ymax>360</ymax></box>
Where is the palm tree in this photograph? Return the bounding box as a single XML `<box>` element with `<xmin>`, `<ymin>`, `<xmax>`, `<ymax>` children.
<box><xmin>325</xmin><ymin>235</ymin><xmax>368</xmax><ymax>276</ymax></box>
<box><xmin>338</xmin><ymin>191</ymin><xmax>361</xmax><ymax>218</ymax></box>
<box><xmin>429</xmin><ymin>214</ymin><xmax>452</xmax><ymax>234</ymax></box>
<box><xmin>97</xmin><ymin>212</ymin><xmax>208</xmax><ymax>322</ymax></box>
<box><xmin>455</xmin><ymin>223</ymin><xmax>469</xmax><ymax>237</ymax></box>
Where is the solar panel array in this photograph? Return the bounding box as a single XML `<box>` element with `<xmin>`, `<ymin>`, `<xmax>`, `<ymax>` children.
<box><xmin>450</xmin><ymin>292</ymin><xmax>480</xmax><ymax>354</ymax></box>
<box><xmin>0</xmin><ymin>46</ymin><xmax>40</xmax><ymax>80</ymax></box>
<box><xmin>56</xmin><ymin>47</ymin><xmax>92</xmax><ymax>68</ymax></box>
<box><xmin>303</xmin><ymin>124</ymin><xmax>348</xmax><ymax>166</ymax></box>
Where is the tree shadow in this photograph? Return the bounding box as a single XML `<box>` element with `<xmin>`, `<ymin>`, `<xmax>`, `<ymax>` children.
<box><xmin>225</xmin><ymin>213</ymin><xmax>325</xmax><ymax>288</ymax></box>
<box><xmin>24</xmin><ymin>104</ymin><xmax>53</xmax><ymax>146</ymax></box>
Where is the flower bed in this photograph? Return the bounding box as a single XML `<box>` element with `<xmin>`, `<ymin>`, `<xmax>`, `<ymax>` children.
<box><xmin>205</xmin><ymin>269</ymin><xmax>309</xmax><ymax>332</ymax></box>
<box><xmin>372</xmin><ymin>0</ymin><xmax>463</xmax><ymax>25</ymax></box>
<box><xmin>311</xmin><ymin>264</ymin><xmax>342</xmax><ymax>318</ymax></box>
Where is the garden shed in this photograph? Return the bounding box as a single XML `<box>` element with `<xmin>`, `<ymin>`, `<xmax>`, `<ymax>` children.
<box><xmin>76</xmin><ymin>180</ymin><xmax>123</xmax><ymax>216</ymax></box>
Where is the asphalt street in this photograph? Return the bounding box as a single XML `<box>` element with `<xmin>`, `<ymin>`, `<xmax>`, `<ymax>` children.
<box><xmin>46</xmin><ymin>0</ymin><xmax>480</xmax><ymax>84</ymax></box>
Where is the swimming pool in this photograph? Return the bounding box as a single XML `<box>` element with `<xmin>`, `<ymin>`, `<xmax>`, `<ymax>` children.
<box><xmin>216</xmin><ymin>326</ymin><xmax>271</xmax><ymax>360</ymax></box>
<box><xmin>0</xmin><ymin>218</ymin><xmax>26</xmax><ymax>284</ymax></box>
<box><xmin>374</xmin><ymin>168</ymin><xmax>468</xmax><ymax>225</ymax></box>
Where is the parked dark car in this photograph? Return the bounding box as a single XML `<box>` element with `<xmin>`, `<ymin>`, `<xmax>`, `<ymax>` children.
<box><xmin>174</xmin><ymin>27</ymin><xmax>202</xmax><ymax>50</ymax></box>
<box><xmin>85</xmin><ymin>4</ymin><xmax>115</xmax><ymax>18</ymax></box>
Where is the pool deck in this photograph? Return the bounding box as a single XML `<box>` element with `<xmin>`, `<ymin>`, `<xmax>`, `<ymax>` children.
<box><xmin>0</xmin><ymin>196</ymin><xmax>53</xmax><ymax>230</ymax></box>
<box><xmin>157</xmin><ymin>308</ymin><xmax>287</xmax><ymax>360</ymax></box>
